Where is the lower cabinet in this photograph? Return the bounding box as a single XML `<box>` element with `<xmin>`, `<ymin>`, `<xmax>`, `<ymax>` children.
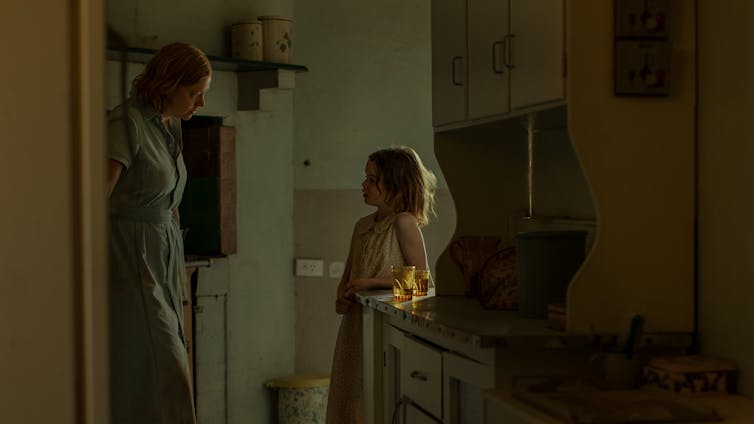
<box><xmin>405</xmin><ymin>403</ymin><xmax>443</xmax><ymax>424</ymax></box>
<box><xmin>401</xmin><ymin>335</ymin><xmax>443</xmax><ymax>419</ymax></box>
<box><xmin>443</xmin><ymin>352</ymin><xmax>494</xmax><ymax>424</ymax></box>
<box><xmin>382</xmin><ymin>323</ymin><xmax>494</xmax><ymax>424</ymax></box>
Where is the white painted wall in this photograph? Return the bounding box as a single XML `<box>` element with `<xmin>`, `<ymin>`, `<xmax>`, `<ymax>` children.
<box><xmin>698</xmin><ymin>0</ymin><xmax>754</xmax><ymax>397</ymax></box>
<box><xmin>292</xmin><ymin>0</ymin><xmax>441</xmax><ymax>190</ymax></box>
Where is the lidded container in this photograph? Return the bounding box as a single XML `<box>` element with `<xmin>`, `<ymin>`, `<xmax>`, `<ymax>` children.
<box><xmin>258</xmin><ymin>15</ymin><xmax>293</xmax><ymax>63</ymax></box>
<box><xmin>515</xmin><ymin>230</ymin><xmax>587</xmax><ymax>319</ymax></box>
<box><xmin>265</xmin><ymin>374</ymin><xmax>330</xmax><ymax>424</ymax></box>
<box><xmin>231</xmin><ymin>20</ymin><xmax>263</xmax><ymax>61</ymax></box>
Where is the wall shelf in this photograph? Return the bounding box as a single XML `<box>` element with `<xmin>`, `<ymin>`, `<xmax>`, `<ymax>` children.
<box><xmin>106</xmin><ymin>46</ymin><xmax>308</xmax><ymax>73</ymax></box>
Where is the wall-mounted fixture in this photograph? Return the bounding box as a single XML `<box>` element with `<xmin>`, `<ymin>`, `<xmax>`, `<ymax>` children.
<box><xmin>614</xmin><ymin>0</ymin><xmax>671</xmax><ymax>38</ymax></box>
<box><xmin>613</xmin><ymin>0</ymin><xmax>672</xmax><ymax>96</ymax></box>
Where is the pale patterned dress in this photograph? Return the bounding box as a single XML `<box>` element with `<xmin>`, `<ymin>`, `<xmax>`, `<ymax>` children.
<box><xmin>326</xmin><ymin>212</ymin><xmax>407</xmax><ymax>424</ymax></box>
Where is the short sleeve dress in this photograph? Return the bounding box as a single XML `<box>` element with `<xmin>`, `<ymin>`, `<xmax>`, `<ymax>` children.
<box><xmin>108</xmin><ymin>97</ymin><xmax>196</xmax><ymax>424</ymax></box>
<box><xmin>326</xmin><ymin>212</ymin><xmax>406</xmax><ymax>424</ymax></box>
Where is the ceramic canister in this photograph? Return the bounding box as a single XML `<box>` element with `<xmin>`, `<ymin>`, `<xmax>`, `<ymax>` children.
<box><xmin>231</xmin><ymin>21</ymin><xmax>263</xmax><ymax>61</ymax></box>
<box><xmin>258</xmin><ymin>16</ymin><xmax>293</xmax><ymax>63</ymax></box>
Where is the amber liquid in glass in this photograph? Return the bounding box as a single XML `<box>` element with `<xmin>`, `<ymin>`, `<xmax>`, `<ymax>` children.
<box><xmin>413</xmin><ymin>269</ymin><xmax>430</xmax><ymax>296</ymax></box>
<box><xmin>391</xmin><ymin>265</ymin><xmax>414</xmax><ymax>302</ymax></box>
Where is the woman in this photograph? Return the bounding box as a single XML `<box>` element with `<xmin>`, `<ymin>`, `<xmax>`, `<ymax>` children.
<box><xmin>107</xmin><ymin>42</ymin><xmax>211</xmax><ymax>424</ymax></box>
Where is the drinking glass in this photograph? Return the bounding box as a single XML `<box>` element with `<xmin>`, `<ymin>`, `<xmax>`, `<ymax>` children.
<box><xmin>413</xmin><ymin>269</ymin><xmax>430</xmax><ymax>296</ymax></box>
<box><xmin>391</xmin><ymin>265</ymin><xmax>415</xmax><ymax>302</ymax></box>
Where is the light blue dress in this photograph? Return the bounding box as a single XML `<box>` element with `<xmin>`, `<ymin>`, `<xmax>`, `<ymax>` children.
<box><xmin>108</xmin><ymin>97</ymin><xmax>195</xmax><ymax>424</ymax></box>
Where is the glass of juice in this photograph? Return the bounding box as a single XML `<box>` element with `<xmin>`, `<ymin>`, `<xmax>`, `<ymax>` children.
<box><xmin>391</xmin><ymin>265</ymin><xmax>415</xmax><ymax>302</ymax></box>
<box><xmin>413</xmin><ymin>269</ymin><xmax>430</xmax><ymax>296</ymax></box>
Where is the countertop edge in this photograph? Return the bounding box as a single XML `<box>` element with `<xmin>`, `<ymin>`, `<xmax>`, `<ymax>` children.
<box><xmin>355</xmin><ymin>290</ymin><xmax>657</xmax><ymax>350</ymax></box>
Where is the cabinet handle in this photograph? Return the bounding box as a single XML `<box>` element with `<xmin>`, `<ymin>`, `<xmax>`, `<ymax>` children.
<box><xmin>451</xmin><ymin>56</ymin><xmax>464</xmax><ymax>86</ymax></box>
<box><xmin>504</xmin><ymin>34</ymin><xmax>516</xmax><ymax>69</ymax></box>
<box><xmin>492</xmin><ymin>41</ymin><xmax>506</xmax><ymax>74</ymax></box>
<box><xmin>410</xmin><ymin>370</ymin><xmax>428</xmax><ymax>381</ymax></box>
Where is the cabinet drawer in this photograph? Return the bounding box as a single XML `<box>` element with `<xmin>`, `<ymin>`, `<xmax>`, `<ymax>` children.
<box><xmin>405</xmin><ymin>402</ymin><xmax>442</xmax><ymax>424</ymax></box>
<box><xmin>401</xmin><ymin>335</ymin><xmax>443</xmax><ymax>419</ymax></box>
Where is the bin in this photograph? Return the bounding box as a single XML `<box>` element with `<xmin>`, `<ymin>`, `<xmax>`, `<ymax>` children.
<box><xmin>516</xmin><ymin>230</ymin><xmax>587</xmax><ymax>318</ymax></box>
<box><xmin>265</xmin><ymin>374</ymin><xmax>330</xmax><ymax>423</ymax></box>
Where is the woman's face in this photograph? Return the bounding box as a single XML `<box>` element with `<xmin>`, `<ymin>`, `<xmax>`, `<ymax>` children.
<box><xmin>162</xmin><ymin>74</ymin><xmax>211</xmax><ymax>120</ymax></box>
<box><xmin>362</xmin><ymin>160</ymin><xmax>388</xmax><ymax>208</ymax></box>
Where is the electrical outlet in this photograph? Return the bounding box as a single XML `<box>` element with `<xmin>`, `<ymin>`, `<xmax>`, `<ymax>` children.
<box><xmin>329</xmin><ymin>261</ymin><xmax>345</xmax><ymax>279</ymax></box>
<box><xmin>295</xmin><ymin>258</ymin><xmax>324</xmax><ymax>277</ymax></box>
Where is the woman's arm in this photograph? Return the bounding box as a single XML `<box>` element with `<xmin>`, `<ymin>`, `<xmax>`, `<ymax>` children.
<box><xmin>107</xmin><ymin>159</ymin><xmax>123</xmax><ymax>197</ymax></box>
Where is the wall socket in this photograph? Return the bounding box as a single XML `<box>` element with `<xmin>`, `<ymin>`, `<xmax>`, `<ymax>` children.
<box><xmin>295</xmin><ymin>258</ymin><xmax>324</xmax><ymax>277</ymax></box>
<box><xmin>329</xmin><ymin>261</ymin><xmax>345</xmax><ymax>279</ymax></box>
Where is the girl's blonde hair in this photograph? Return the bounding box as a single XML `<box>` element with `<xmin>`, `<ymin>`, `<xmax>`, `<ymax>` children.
<box><xmin>369</xmin><ymin>146</ymin><xmax>437</xmax><ymax>226</ymax></box>
<box><xmin>132</xmin><ymin>42</ymin><xmax>211</xmax><ymax>112</ymax></box>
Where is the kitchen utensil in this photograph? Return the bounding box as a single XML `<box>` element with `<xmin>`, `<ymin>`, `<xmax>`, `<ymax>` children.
<box><xmin>623</xmin><ymin>314</ymin><xmax>644</xmax><ymax>359</ymax></box>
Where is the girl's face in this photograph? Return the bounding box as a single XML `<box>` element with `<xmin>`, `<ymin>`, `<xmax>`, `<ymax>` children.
<box><xmin>362</xmin><ymin>160</ymin><xmax>389</xmax><ymax>208</ymax></box>
<box><xmin>162</xmin><ymin>74</ymin><xmax>211</xmax><ymax>120</ymax></box>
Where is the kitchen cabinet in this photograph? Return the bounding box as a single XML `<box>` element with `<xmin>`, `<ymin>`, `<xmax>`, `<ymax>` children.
<box><xmin>405</xmin><ymin>403</ymin><xmax>443</xmax><ymax>424</ymax></box>
<box><xmin>443</xmin><ymin>352</ymin><xmax>494</xmax><ymax>424</ymax></box>
<box><xmin>401</xmin><ymin>335</ymin><xmax>444</xmax><ymax>419</ymax></box>
<box><xmin>361</xmin><ymin>292</ymin><xmax>692</xmax><ymax>424</ymax></box>
<box><xmin>190</xmin><ymin>259</ymin><xmax>229</xmax><ymax>424</ymax></box>
<box><xmin>382</xmin><ymin>324</ymin><xmax>445</xmax><ymax>423</ymax></box>
<box><xmin>431</xmin><ymin>0</ymin><xmax>565</xmax><ymax>128</ymax></box>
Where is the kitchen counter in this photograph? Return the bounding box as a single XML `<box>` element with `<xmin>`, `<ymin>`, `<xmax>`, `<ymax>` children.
<box><xmin>357</xmin><ymin>290</ymin><xmax>615</xmax><ymax>349</ymax></box>
<box><xmin>359</xmin><ymin>291</ymin><xmax>695</xmax><ymax>423</ymax></box>
<box><xmin>356</xmin><ymin>290</ymin><xmax>691</xmax><ymax>350</ymax></box>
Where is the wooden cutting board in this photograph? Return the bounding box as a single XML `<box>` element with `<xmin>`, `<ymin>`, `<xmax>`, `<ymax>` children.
<box><xmin>512</xmin><ymin>389</ymin><xmax>722</xmax><ymax>423</ymax></box>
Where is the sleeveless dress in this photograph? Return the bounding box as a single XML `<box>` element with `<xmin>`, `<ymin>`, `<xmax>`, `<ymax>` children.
<box><xmin>326</xmin><ymin>212</ymin><xmax>406</xmax><ymax>424</ymax></box>
<box><xmin>107</xmin><ymin>97</ymin><xmax>196</xmax><ymax>424</ymax></box>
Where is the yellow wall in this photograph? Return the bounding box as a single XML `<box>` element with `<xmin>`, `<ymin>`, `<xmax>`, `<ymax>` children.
<box><xmin>1</xmin><ymin>1</ymin><xmax>107</xmax><ymax>422</ymax></box>
<box><xmin>698</xmin><ymin>0</ymin><xmax>754</xmax><ymax>397</ymax></box>
<box><xmin>567</xmin><ymin>0</ymin><xmax>696</xmax><ymax>333</ymax></box>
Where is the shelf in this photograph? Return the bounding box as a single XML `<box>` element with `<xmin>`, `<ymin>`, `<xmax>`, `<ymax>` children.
<box><xmin>106</xmin><ymin>46</ymin><xmax>308</xmax><ymax>73</ymax></box>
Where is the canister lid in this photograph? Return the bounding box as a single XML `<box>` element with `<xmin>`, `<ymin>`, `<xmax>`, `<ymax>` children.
<box><xmin>265</xmin><ymin>373</ymin><xmax>330</xmax><ymax>389</ymax></box>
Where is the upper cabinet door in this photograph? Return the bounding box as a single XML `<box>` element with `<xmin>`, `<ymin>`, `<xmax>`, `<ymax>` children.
<box><xmin>509</xmin><ymin>0</ymin><xmax>565</xmax><ymax>110</ymax></box>
<box><xmin>468</xmin><ymin>0</ymin><xmax>510</xmax><ymax>120</ymax></box>
<box><xmin>432</xmin><ymin>0</ymin><xmax>467</xmax><ymax>127</ymax></box>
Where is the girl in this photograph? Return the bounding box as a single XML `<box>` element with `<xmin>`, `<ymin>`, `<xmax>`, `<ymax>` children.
<box><xmin>107</xmin><ymin>42</ymin><xmax>211</xmax><ymax>424</ymax></box>
<box><xmin>326</xmin><ymin>145</ymin><xmax>437</xmax><ymax>423</ymax></box>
